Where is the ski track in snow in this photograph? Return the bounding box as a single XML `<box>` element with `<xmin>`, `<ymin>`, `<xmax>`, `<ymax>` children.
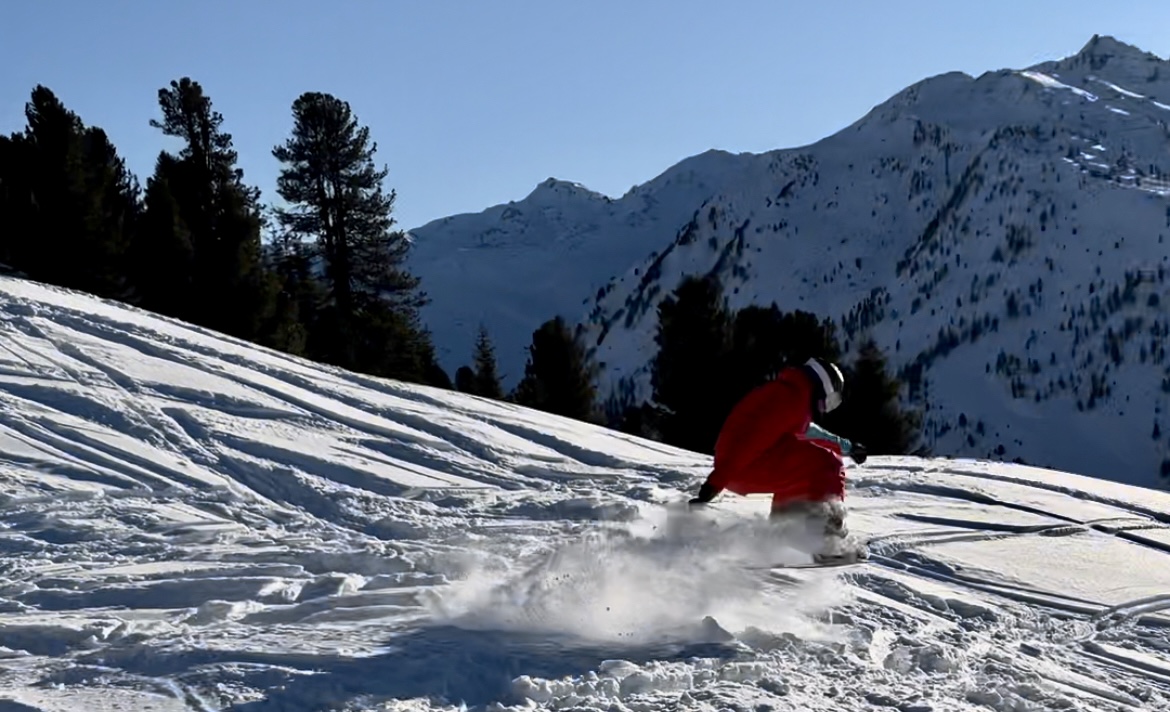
<box><xmin>0</xmin><ymin>277</ymin><xmax>1167</xmax><ymax>711</ymax></box>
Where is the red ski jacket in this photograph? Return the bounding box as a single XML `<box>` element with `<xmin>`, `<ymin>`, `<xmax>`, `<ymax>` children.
<box><xmin>705</xmin><ymin>366</ymin><xmax>847</xmax><ymax>502</ymax></box>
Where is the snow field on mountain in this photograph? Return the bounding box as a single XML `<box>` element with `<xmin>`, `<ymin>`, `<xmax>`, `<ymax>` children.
<box><xmin>0</xmin><ymin>276</ymin><xmax>1167</xmax><ymax>710</ymax></box>
<box><xmin>404</xmin><ymin>152</ymin><xmax>748</xmax><ymax>387</ymax></box>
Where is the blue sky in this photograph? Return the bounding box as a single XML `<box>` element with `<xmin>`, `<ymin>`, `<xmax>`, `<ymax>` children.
<box><xmin>4</xmin><ymin>1</ymin><xmax>1170</xmax><ymax>232</ymax></box>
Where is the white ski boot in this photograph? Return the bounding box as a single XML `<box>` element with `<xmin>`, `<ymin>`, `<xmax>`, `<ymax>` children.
<box><xmin>770</xmin><ymin>499</ymin><xmax>868</xmax><ymax>565</ymax></box>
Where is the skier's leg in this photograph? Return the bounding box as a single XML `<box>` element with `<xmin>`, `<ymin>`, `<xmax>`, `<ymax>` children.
<box><xmin>767</xmin><ymin>476</ymin><xmax>815</xmax><ymax>518</ymax></box>
<box><xmin>769</xmin><ymin>497</ymin><xmax>836</xmax><ymax>547</ymax></box>
<box><xmin>766</xmin><ymin>496</ymin><xmax>825</xmax><ymax>553</ymax></box>
<box><xmin>821</xmin><ymin>497</ymin><xmax>848</xmax><ymax>538</ymax></box>
<box><xmin>751</xmin><ymin>438</ymin><xmax>857</xmax><ymax>558</ymax></box>
<box><xmin>805</xmin><ymin>498</ymin><xmax>849</xmax><ymax>556</ymax></box>
<box><xmin>807</xmin><ymin>495</ymin><xmax>871</xmax><ymax>562</ymax></box>
<box><xmin>721</xmin><ymin>435</ymin><xmax>855</xmax><ymax>559</ymax></box>
<box><xmin>769</xmin><ymin>495</ymin><xmax>816</xmax><ymax>524</ymax></box>
<box><xmin>750</xmin><ymin>435</ymin><xmax>842</xmax><ymax>504</ymax></box>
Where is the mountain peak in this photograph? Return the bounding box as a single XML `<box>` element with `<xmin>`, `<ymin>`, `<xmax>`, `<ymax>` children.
<box><xmin>1075</xmin><ymin>34</ymin><xmax>1161</xmax><ymax>63</ymax></box>
<box><xmin>1048</xmin><ymin>34</ymin><xmax>1167</xmax><ymax>79</ymax></box>
<box><xmin>407</xmin><ymin>36</ymin><xmax>1170</xmax><ymax>489</ymax></box>
<box><xmin>1021</xmin><ymin>34</ymin><xmax>1170</xmax><ymax>103</ymax></box>
<box><xmin>524</xmin><ymin>177</ymin><xmax>609</xmax><ymax>205</ymax></box>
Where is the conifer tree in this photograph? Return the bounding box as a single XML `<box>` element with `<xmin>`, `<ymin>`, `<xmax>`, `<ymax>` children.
<box><xmin>262</xmin><ymin>229</ymin><xmax>323</xmax><ymax>357</ymax></box>
<box><xmin>0</xmin><ymin>86</ymin><xmax>139</xmax><ymax>299</ymax></box>
<box><xmin>271</xmin><ymin>91</ymin><xmax>436</xmax><ymax>383</ymax></box>
<box><xmin>820</xmin><ymin>338</ymin><xmax>923</xmax><ymax>454</ymax></box>
<box><xmin>130</xmin><ymin>154</ymin><xmax>195</xmax><ymax>318</ymax></box>
<box><xmin>512</xmin><ymin>316</ymin><xmax>597</xmax><ymax>421</ymax></box>
<box><xmin>775</xmin><ymin>309</ymin><xmax>842</xmax><ymax>366</ymax></box>
<box><xmin>0</xmin><ymin>128</ymin><xmax>32</xmax><ymax>272</ymax></box>
<box><xmin>78</xmin><ymin>125</ymin><xmax>140</xmax><ymax>299</ymax></box>
<box><xmin>134</xmin><ymin>77</ymin><xmax>276</xmax><ymax>340</ymax></box>
<box><xmin>0</xmin><ymin>134</ymin><xmax>16</xmax><ymax>268</ymax></box>
<box><xmin>471</xmin><ymin>325</ymin><xmax>504</xmax><ymax>399</ymax></box>
<box><xmin>725</xmin><ymin>303</ymin><xmax>840</xmax><ymax>416</ymax></box>
<box><xmin>648</xmin><ymin>274</ymin><xmax>734</xmax><ymax>453</ymax></box>
<box><xmin>726</xmin><ymin>304</ymin><xmax>785</xmax><ymax>400</ymax></box>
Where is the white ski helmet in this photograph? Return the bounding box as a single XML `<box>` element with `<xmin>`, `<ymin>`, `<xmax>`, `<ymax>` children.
<box><xmin>803</xmin><ymin>357</ymin><xmax>845</xmax><ymax>413</ymax></box>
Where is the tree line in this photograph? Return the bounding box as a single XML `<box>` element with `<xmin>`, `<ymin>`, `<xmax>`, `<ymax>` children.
<box><xmin>631</xmin><ymin>274</ymin><xmax>923</xmax><ymax>456</ymax></box>
<box><xmin>459</xmin><ymin>274</ymin><xmax>924</xmax><ymax>458</ymax></box>
<box><xmin>0</xmin><ymin>80</ymin><xmax>444</xmax><ymax>386</ymax></box>
<box><xmin>0</xmin><ymin>80</ymin><xmax>922</xmax><ymax>458</ymax></box>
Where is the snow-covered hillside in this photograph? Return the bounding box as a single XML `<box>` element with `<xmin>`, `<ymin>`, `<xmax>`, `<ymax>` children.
<box><xmin>2</xmin><ymin>276</ymin><xmax>1170</xmax><ymax>711</ymax></box>
<box><xmin>408</xmin><ymin>35</ymin><xmax>1170</xmax><ymax>490</ymax></box>
<box><xmin>405</xmin><ymin>149</ymin><xmax>748</xmax><ymax>385</ymax></box>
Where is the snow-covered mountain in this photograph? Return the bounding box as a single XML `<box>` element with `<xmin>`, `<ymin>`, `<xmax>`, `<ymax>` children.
<box><xmin>2</xmin><ymin>274</ymin><xmax>1170</xmax><ymax>711</ymax></box>
<box><xmin>407</xmin><ymin>35</ymin><xmax>1170</xmax><ymax>490</ymax></box>
<box><xmin>405</xmin><ymin>149</ymin><xmax>747</xmax><ymax>386</ymax></box>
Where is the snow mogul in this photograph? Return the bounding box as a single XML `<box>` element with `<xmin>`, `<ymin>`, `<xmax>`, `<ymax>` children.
<box><xmin>687</xmin><ymin>357</ymin><xmax>868</xmax><ymax>562</ymax></box>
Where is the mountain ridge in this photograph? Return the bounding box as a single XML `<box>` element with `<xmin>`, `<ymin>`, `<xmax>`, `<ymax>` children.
<box><xmin>406</xmin><ymin>34</ymin><xmax>1170</xmax><ymax>488</ymax></box>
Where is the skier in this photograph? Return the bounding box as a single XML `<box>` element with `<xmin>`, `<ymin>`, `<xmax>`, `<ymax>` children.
<box><xmin>687</xmin><ymin>356</ymin><xmax>868</xmax><ymax>561</ymax></box>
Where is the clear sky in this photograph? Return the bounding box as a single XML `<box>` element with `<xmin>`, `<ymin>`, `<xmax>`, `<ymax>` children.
<box><xmin>4</xmin><ymin>1</ymin><xmax>1170</xmax><ymax>232</ymax></box>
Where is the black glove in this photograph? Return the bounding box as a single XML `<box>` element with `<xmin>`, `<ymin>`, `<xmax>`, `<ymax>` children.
<box><xmin>849</xmin><ymin>442</ymin><xmax>868</xmax><ymax>465</ymax></box>
<box><xmin>688</xmin><ymin>482</ymin><xmax>719</xmax><ymax>506</ymax></box>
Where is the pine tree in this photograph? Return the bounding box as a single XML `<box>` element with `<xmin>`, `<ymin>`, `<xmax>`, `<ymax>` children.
<box><xmin>262</xmin><ymin>228</ymin><xmax>324</xmax><ymax>357</ymax></box>
<box><xmin>725</xmin><ymin>304</ymin><xmax>840</xmax><ymax>406</ymax></box>
<box><xmin>648</xmin><ymin>274</ymin><xmax>735</xmax><ymax>454</ymax></box>
<box><xmin>271</xmin><ymin>91</ymin><xmax>435</xmax><ymax>383</ymax></box>
<box><xmin>774</xmin><ymin>309</ymin><xmax>841</xmax><ymax>366</ymax></box>
<box><xmin>78</xmin><ymin>125</ymin><xmax>140</xmax><ymax>300</ymax></box>
<box><xmin>512</xmin><ymin>316</ymin><xmax>597</xmax><ymax>421</ymax></box>
<box><xmin>726</xmin><ymin>304</ymin><xmax>786</xmax><ymax>400</ymax></box>
<box><xmin>0</xmin><ymin>130</ymin><xmax>31</xmax><ymax>272</ymax></box>
<box><xmin>471</xmin><ymin>325</ymin><xmax>504</xmax><ymax>399</ymax></box>
<box><xmin>135</xmin><ymin>77</ymin><xmax>276</xmax><ymax>340</ymax></box>
<box><xmin>820</xmin><ymin>338</ymin><xmax>923</xmax><ymax>455</ymax></box>
<box><xmin>129</xmin><ymin>154</ymin><xmax>195</xmax><ymax>318</ymax></box>
<box><xmin>727</xmin><ymin>306</ymin><xmax>832</xmax><ymax>376</ymax></box>
<box><xmin>9</xmin><ymin>85</ymin><xmax>83</xmax><ymax>281</ymax></box>
<box><xmin>0</xmin><ymin>86</ymin><xmax>139</xmax><ymax>299</ymax></box>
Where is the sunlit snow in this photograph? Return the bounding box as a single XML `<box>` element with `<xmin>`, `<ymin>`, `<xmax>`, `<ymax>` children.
<box><xmin>0</xmin><ymin>276</ymin><xmax>1167</xmax><ymax>710</ymax></box>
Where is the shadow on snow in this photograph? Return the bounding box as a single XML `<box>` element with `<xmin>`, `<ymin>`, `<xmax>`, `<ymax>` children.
<box><xmin>80</xmin><ymin>623</ymin><xmax>741</xmax><ymax>711</ymax></box>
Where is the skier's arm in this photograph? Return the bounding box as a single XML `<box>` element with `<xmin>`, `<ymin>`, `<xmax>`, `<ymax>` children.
<box><xmin>804</xmin><ymin>422</ymin><xmax>853</xmax><ymax>455</ymax></box>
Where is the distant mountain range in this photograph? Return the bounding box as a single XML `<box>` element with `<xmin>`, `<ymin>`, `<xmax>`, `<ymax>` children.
<box><xmin>405</xmin><ymin>35</ymin><xmax>1170</xmax><ymax>489</ymax></box>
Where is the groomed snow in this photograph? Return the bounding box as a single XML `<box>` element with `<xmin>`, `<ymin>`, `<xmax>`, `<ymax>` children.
<box><xmin>0</xmin><ymin>276</ymin><xmax>1167</xmax><ymax>711</ymax></box>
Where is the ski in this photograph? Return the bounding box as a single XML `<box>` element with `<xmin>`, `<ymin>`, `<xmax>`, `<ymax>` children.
<box><xmin>746</xmin><ymin>549</ymin><xmax>869</xmax><ymax>570</ymax></box>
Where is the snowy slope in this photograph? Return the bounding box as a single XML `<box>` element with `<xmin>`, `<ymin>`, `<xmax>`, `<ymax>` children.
<box><xmin>1</xmin><ymin>276</ymin><xmax>1170</xmax><ymax>711</ymax></box>
<box><xmin>408</xmin><ymin>35</ymin><xmax>1170</xmax><ymax>490</ymax></box>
